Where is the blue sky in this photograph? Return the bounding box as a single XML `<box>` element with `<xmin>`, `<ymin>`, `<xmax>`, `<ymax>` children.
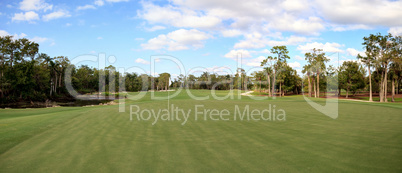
<box><xmin>1</xmin><ymin>0</ymin><xmax>402</xmax><ymax>78</ymax></box>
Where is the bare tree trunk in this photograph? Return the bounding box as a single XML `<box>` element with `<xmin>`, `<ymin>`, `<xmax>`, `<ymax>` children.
<box><xmin>272</xmin><ymin>71</ymin><xmax>276</xmax><ymax>97</ymax></box>
<box><xmin>54</xmin><ymin>71</ymin><xmax>57</xmax><ymax>94</ymax></box>
<box><xmin>308</xmin><ymin>75</ymin><xmax>311</xmax><ymax>97</ymax></box>
<box><xmin>392</xmin><ymin>79</ymin><xmax>395</xmax><ymax>102</ymax></box>
<box><xmin>50</xmin><ymin>79</ymin><xmax>53</xmax><ymax>96</ymax></box>
<box><xmin>368</xmin><ymin>66</ymin><xmax>372</xmax><ymax>102</ymax></box>
<box><xmin>384</xmin><ymin>69</ymin><xmax>388</xmax><ymax>102</ymax></box>
<box><xmin>244</xmin><ymin>77</ymin><xmax>247</xmax><ymax>91</ymax></box>
<box><xmin>59</xmin><ymin>72</ymin><xmax>62</xmax><ymax>87</ymax></box>
<box><xmin>317</xmin><ymin>72</ymin><xmax>320</xmax><ymax>98</ymax></box>
<box><xmin>313</xmin><ymin>77</ymin><xmax>316</xmax><ymax>98</ymax></box>
<box><xmin>346</xmin><ymin>85</ymin><xmax>349</xmax><ymax>99</ymax></box>
<box><xmin>279</xmin><ymin>82</ymin><xmax>282</xmax><ymax>97</ymax></box>
<box><xmin>267</xmin><ymin>75</ymin><xmax>271</xmax><ymax>97</ymax></box>
<box><xmin>380</xmin><ymin>72</ymin><xmax>384</xmax><ymax>102</ymax></box>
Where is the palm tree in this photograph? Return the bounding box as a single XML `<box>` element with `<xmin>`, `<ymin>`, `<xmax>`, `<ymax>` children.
<box><xmin>252</xmin><ymin>71</ymin><xmax>263</xmax><ymax>93</ymax></box>
<box><xmin>263</xmin><ymin>67</ymin><xmax>272</xmax><ymax>96</ymax></box>
<box><xmin>302</xmin><ymin>64</ymin><xmax>312</xmax><ymax>97</ymax></box>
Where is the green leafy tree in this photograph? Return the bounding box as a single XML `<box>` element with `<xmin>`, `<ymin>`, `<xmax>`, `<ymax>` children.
<box><xmin>339</xmin><ymin>61</ymin><xmax>365</xmax><ymax>98</ymax></box>
<box><xmin>262</xmin><ymin>46</ymin><xmax>290</xmax><ymax>97</ymax></box>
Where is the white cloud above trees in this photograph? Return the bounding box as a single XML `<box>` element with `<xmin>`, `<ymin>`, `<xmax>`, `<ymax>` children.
<box><xmin>297</xmin><ymin>42</ymin><xmax>344</xmax><ymax>53</ymax></box>
<box><xmin>43</xmin><ymin>10</ymin><xmax>71</xmax><ymax>21</ymax></box>
<box><xmin>12</xmin><ymin>11</ymin><xmax>39</xmax><ymax>22</ymax></box>
<box><xmin>19</xmin><ymin>0</ymin><xmax>52</xmax><ymax>12</ymax></box>
<box><xmin>141</xmin><ymin>29</ymin><xmax>212</xmax><ymax>51</ymax></box>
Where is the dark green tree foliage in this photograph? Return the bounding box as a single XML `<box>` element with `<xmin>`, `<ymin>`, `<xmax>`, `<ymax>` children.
<box><xmin>339</xmin><ymin>61</ymin><xmax>365</xmax><ymax>98</ymax></box>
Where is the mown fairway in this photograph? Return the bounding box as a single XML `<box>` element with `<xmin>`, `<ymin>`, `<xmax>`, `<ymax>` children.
<box><xmin>0</xmin><ymin>90</ymin><xmax>401</xmax><ymax>172</ymax></box>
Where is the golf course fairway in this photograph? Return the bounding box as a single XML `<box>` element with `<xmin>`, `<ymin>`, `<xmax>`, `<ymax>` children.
<box><xmin>0</xmin><ymin>90</ymin><xmax>401</xmax><ymax>172</ymax></box>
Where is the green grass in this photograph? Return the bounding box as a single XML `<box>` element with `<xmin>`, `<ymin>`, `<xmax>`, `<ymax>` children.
<box><xmin>0</xmin><ymin>90</ymin><xmax>401</xmax><ymax>172</ymax></box>
<box><xmin>354</xmin><ymin>96</ymin><xmax>402</xmax><ymax>102</ymax></box>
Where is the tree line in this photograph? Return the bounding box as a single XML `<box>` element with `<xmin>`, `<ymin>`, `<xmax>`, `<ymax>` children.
<box><xmin>298</xmin><ymin>33</ymin><xmax>401</xmax><ymax>102</ymax></box>
<box><xmin>357</xmin><ymin>33</ymin><xmax>401</xmax><ymax>102</ymax></box>
<box><xmin>1</xmin><ymin>33</ymin><xmax>401</xmax><ymax>104</ymax></box>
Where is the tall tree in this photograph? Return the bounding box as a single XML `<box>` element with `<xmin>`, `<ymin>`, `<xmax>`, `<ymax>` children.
<box><xmin>302</xmin><ymin>64</ymin><xmax>312</xmax><ymax>97</ymax></box>
<box><xmin>261</xmin><ymin>60</ymin><xmax>273</xmax><ymax>96</ymax></box>
<box><xmin>358</xmin><ymin>36</ymin><xmax>377</xmax><ymax>102</ymax></box>
<box><xmin>263</xmin><ymin>46</ymin><xmax>290</xmax><ymax>97</ymax></box>
<box><xmin>313</xmin><ymin>49</ymin><xmax>329</xmax><ymax>98</ymax></box>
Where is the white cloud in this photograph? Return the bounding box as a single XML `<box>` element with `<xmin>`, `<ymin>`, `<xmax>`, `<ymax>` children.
<box><xmin>315</xmin><ymin>0</ymin><xmax>402</xmax><ymax>27</ymax></box>
<box><xmin>139</xmin><ymin>0</ymin><xmax>324</xmax><ymax>35</ymax></box>
<box><xmin>288</xmin><ymin>61</ymin><xmax>301</xmax><ymax>68</ymax></box>
<box><xmin>138</xmin><ymin>0</ymin><xmax>402</xmax><ymax>39</ymax></box>
<box><xmin>146</xmin><ymin>25</ymin><xmax>166</xmax><ymax>32</ymax></box>
<box><xmin>297</xmin><ymin>42</ymin><xmax>344</xmax><ymax>53</ymax></box>
<box><xmin>221</xmin><ymin>29</ymin><xmax>242</xmax><ymax>37</ymax></box>
<box><xmin>135</xmin><ymin>58</ymin><xmax>150</xmax><ymax>65</ymax></box>
<box><xmin>0</xmin><ymin>31</ymin><xmax>52</xmax><ymax>45</ymax></box>
<box><xmin>267</xmin><ymin>15</ymin><xmax>325</xmax><ymax>35</ymax></box>
<box><xmin>43</xmin><ymin>10</ymin><xmax>71</xmax><ymax>21</ymax></box>
<box><xmin>94</xmin><ymin>0</ymin><xmax>104</xmax><ymax>6</ymax></box>
<box><xmin>245</xmin><ymin>56</ymin><xmax>266</xmax><ymax>67</ymax></box>
<box><xmin>12</xmin><ymin>11</ymin><xmax>39</xmax><ymax>22</ymax></box>
<box><xmin>65</xmin><ymin>23</ymin><xmax>72</xmax><ymax>27</ymax></box>
<box><xmin>141</xmin><ymin>29</ymin><xmax>211</xmax><ymax>51</ymax></box>
<box><xmin>266</xmin><ymin>35</ymin><xmax>310</xmax><ymax>47</ymax></box>
<box><xmin>281</xmin><ymin>0</ymin><xmax>309</xmax><ymax>12</ymax></box>
<box><xmin>77</xmin><ymin>5</ymin><xmax>96</xmax><ymax>11</ymax></box>
<box><xmin>346</xmin><ymin>48</ymin><xmax>366</xmax><ymax>57</ymax></box>
<box><xmin>260</xmin><ymin>49</ymin><xmax>270</xmax><ymax>54</ymax></box>
<box><xmin>31</xmin><ymin>36</ymin><xmax>48</xmax><ymax>43</ymax></box>
<box><xmin>0</xmin><ymin>32</ymin><xmax>24</xmax><ymax>39</ymax></box>
<box><xmin>12</xmin><ymin>33</ymin><xmax>27</xmax><ymax>39</ymax></box>
<box><xmin>224</xmin><ymin>49</ymin><xmax>252</xmax><ymax>60</ymax></box>
<box><xmin>233</xmin><ymin>32</ymin><xmax>266</xmax><ymax>49</ymax></box>
<box><xmin>138</xmin><ymin>2</ymin><xmax>222</xmax><ymax>29</ymax></box>
<box><xmin>388</xmin><ymin>27</ymin><xmax>402</xmax><ymax>36</ymax></box>
<box><xmin>0</xmin><ymin>30</ymin><xmax>10</xmax><ymax>37</ymax></box>
<box><xmin>19</xmin><ymin>0</ymin><xmax>52</xmax><ymax>12</ymax></box>
<box><xmin>97</xmin><ymin>37</ymin><xmax>103</xmax><ymax>40</ymax></box>
<box><xmin>234</xmin><ymin>32</ymin><xmax>311</xmax><ymax>49</ymax></box>
<box><xmin>331</xmin><ymin>24</ymin><xmax>372</xmax><ymax>32</ymax></box>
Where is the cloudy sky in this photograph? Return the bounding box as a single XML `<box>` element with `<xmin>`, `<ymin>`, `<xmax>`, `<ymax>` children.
<box><xmin>1</xmin><ymin>0</ymin><xmax>402</xmax><ymax>77</ymax></box>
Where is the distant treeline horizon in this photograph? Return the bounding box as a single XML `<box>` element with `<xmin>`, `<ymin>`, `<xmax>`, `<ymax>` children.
<box><xmin>0</xmin><ymin>33</ymin><xmax>401</xmax><ymax>103</ymax></box>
